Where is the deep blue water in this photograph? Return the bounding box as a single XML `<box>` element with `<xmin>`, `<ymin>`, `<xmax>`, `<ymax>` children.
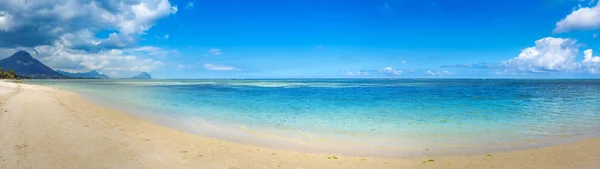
<box><xmin>24</xmin><ymin>79</ymin><xmax>600</xmax><ymax>156</ymax></box>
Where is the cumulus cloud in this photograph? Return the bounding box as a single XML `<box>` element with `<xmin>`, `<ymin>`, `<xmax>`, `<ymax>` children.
<box><xmin>0</xmin><ymin>11</ymin><xmax>13</xmax><ymax>31</ymax></box>
<box><xmin>502</xmin><ymin>37</ymin><xmax>580</xmax><ymax>72</ymax></box>
<box><xmin>22</xmin><ymin>43</ymin><xmax>166</xmax><ymax>75</ymax></box>
<box><xmin>120</xmin><ymin>0</ymin><xmax>177</xmax><ymax>35</ymax></box>
<box><xmin>203</xmin><ymin>64</ymin><xmax>240</xmax><ymax>71</ymax></box>
<box><xmin>425</xmin><ymin>70</ymin><xmax>453</xmax><ymax>76</ymax></box>
<box><xmin>583</xmin><ymin>49</ymin><xmax>600</xmax><ymax>63</ymax></box>
<box><xmin>554</xmin><ymin>1</ymin><xmax>600</xmax><ymax>33</ymax></box>
<box><xmin>0</xmin><ymin>0</ymin><xmax>177</xmax><ymax>48</ymax></box>
<box><xmin>0</xmin><ymin>45</ymin><xmax>168</xmax><ymax>77</ymax></box>
<box><xmin>582</xmin><ymin>49</ymin><xmax>600</xmax><ymax>73</ymax></box>
<box><xmin>500</xmin><ymin>37</ymin><xmax>600</xmax><ymax>74</ymax></box>
<box><xmin>446</xmin><ymin>37</ymin><xmax>600</xmax><ymax>75</ymax></box>
<box><xmin>380</xmin><ymin>67</ymin><xmax>403</xmax><ymax>75</ymax></box>
<box><xmin>0</xmin><ymin>0</ymin><xmax>177</xmax><ymax>75</ymax></box>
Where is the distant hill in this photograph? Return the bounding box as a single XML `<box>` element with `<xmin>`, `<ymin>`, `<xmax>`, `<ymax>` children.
<box><xmin>132</xmin><ymin>72</ymin><xmax>152</xmax><ymax>79</ymax></box>
<box><xmin>57</xmin><ymin>70</ymin><xmax>110</xmax><ymax>79</ymax></box>
<box><xmin>0</xmin><ymin>51</ymin><xmax>65</xmax><ymax>78</ymax></box>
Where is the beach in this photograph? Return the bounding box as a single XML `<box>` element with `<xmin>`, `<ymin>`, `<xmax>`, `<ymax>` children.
<box><xmin>1</xmin><ymin>81</ymin><xmax>599</xmax><ymax>169</ymax></box>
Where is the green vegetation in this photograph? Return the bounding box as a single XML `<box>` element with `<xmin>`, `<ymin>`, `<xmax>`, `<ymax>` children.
<box><xmin>0</xmin><ymin>68</ymin><xmax>29</xmax><ymax>79</ymax></box>
<box><xmin>0</xmin><ymin>68</ymin><xmax>16</xmax><ymax>79</ymax></box>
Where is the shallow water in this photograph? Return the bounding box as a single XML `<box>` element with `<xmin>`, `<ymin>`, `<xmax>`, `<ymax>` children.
<box><xmin>24</xmin><ymin>79</ymin><xmax>600</xmax><ymax>156</ymax></box>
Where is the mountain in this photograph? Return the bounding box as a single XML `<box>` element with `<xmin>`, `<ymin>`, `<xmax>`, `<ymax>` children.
<box><xmin>0</xmin><ymin>51</ymin><xmax>65</xmax><ymax>78</ymax></box>
<box><xmin>57</xmin><ymin>70</ymin><xmax>110</xmax><ymax>79</ymax></box>
<box><xmin>132</xmin><ymin>72</ymin><xmax>152</xmax><ymax>79</ymax></box>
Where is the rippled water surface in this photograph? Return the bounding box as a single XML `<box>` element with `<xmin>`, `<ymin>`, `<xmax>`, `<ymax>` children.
<box><xmin>24</xmin><ymin>79</ymin><xmax>600</xmax><ymax>156</ymax></box>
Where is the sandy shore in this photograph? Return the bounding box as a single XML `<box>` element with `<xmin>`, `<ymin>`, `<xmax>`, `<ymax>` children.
<box><xmin>0</xmin><ymin>81</ymin><xmax>599</xmax><ymax>169</ymax></box>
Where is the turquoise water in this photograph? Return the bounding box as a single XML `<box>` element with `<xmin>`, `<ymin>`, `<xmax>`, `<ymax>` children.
<box><xmin>24</xmin><ymin>79</ymin><xmax>600</xmax><ymax>156</ymax></box>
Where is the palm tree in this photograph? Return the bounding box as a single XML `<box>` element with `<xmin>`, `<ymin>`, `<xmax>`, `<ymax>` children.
<box><xmin>8</xmin><ymin>70</ymin><xmax>15</xmax><ymax>79</ymax></box>
<box><xmin>0</xmin><ymin>69</ymin><xmax>17</xmax><ymax>79</ymax></box>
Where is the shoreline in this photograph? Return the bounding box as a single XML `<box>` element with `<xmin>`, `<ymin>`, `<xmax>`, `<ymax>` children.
<box><xmin>22</xmin><ymin>80</ymin><xmax>600</xmax><ymax>158</ymax></box>
<box><xmin>31</xmin><ymin>80</ymin><xmax>600</xmax><ymax>158</ymax></box>
<box><xmin>1</xmin><ymin>81</ymin><xmax>599</xmax><ymax>168</ymax></box>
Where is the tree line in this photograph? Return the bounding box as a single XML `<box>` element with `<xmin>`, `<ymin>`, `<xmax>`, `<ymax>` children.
<box><xmin>0</xmin><ymin>68</ymin><xmax>29</xmax><ymax>79</ymax></box>
<box><xmin>0</xmin><ymin>68</ymin><xmax>16</xmax><ymax>79</ymax></box>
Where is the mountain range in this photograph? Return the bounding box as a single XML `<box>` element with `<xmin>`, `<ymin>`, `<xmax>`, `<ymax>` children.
<box><xmin>1</xmin><ymin>51</ymin><xmax>150</xmax><ymax>79</ymax></box>
<box><xmin>0</xmin><ymin>51</ymin><xmax>65</xmax><ymax>78</ymax></box>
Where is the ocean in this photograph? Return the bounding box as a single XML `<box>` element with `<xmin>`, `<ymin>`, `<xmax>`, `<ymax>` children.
<box><xmin>23</xmin><ymin>79</ymin><xmax>600</xmax><ymax>156</ymax></box>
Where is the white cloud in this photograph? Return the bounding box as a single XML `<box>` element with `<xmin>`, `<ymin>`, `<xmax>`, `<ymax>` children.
<box><xmin>0</xmin><ymin>0</ymin><xmax>178</xmax><ymax>47</ymax></box>
<box><xmin>380</xmin><ymin>67</ymin><xmax>403</xmax><ymax>75</ymax></box>
<box><xmin>499</xmin><ymin>37</ymin><xmax>600</xmax><ymax>74</ymax></box>
<box><xmin>554</xmin><ymin>2</ymin><xmax>600</xmax><ymax>33</ymax></box>
<box><xmin>185</xmin><ymin>1</ymin><xmax>195</xmax><ymax>10</ymax></box>
<box><xmin>583</xmin><ymin>49</ymin><xmax>600</xmax><ymax>63</ymax></box>
<box><xmin>401</xmin><ymin>60</ymin><xmax>406</xmax><ymax>64</ymax></box>
<box><xmin>12</xmin><ymin>43</ymin><xmax>167</xmax><ymax>77</ymax></box>
<box><xmin>502</xmin><ymin>37</ymin><xmax>580</xmax><ymax>72</ymax></box>
<box><xmin>203</xmin><ymin>64</ymin><xmax>240</xmax><ymax>71</ymax></box>
<box><xmin>425</xmin><ymin>70</ymin><xmax>453</xmax><ymax>76</ymax></box>
<box><xmin>55</xmin><ymin>29</ymin><xmax>137</xmax><ymax>52</ymax></box>
<box><xmin>582</xmin><ymin>49</ymin><xmax>600</xmax><ymax>73</ymax></box>
<box><xmin>0</xmin><ymin>0</ymin><xmax>177</xmax><ymax>76</ymax></box>
<box><xmin>0</xmin><ymin>11</ymin><xmax>13</xmax><ymax>31</ymax></box>
<box><xmin>208</xmin><ymin>48</ymin><xmax>223</xmax><ymax>56</ymax></box>
<box><xmin>120</xmin><ymin>0</ymin><xmax>177</xmax><ymax>35</ymax></box>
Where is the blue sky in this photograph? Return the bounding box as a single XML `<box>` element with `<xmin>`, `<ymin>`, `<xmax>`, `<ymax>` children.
<box><xmin>1</xmin><ymin>0</ymin><xmax>600</xmax><ymax>78</ymax></box>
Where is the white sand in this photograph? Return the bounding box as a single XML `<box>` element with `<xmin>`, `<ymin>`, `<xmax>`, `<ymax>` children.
<box><xmin>0</xmin><ymin>81</ymin><xmax>599</xmax><ymax>168</ymax></box>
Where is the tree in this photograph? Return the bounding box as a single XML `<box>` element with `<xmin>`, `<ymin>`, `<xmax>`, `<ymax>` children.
<box><xmin>0</xmin><ymin>69</ymin><xmax>18</xmax><ymax>79</ymax></box>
